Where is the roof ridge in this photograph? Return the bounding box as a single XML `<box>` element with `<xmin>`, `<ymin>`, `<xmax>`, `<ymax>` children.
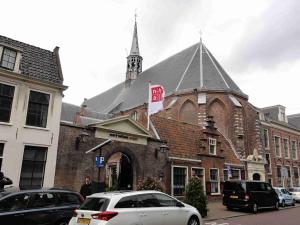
<box><xmin>203</xmin><ymin>44</ymin><xmax>230</xmax><ymax>89</ymax></box>
<box><xmin>175</xmin><ymin>45</ymin><xmax>199</xmax><ymax>91</ymax></box>
<box><xmin>287</xmin><ymin>113</ymin><xmax>300</xmax><ymax>118</ymax></box>
<box><xmin>62</xmin><ymin>102</ymin><xmax>81</xmax><ymax>107</ymax></box>
<box><xmin>139</xmin><ymin>43</ymin><xmax>198</xmax><ymax>77</ymax></box>
<box><xmin>0</xmin><ymin>34</ymin><xmax>53</xmax><ymax>53</ymax></box>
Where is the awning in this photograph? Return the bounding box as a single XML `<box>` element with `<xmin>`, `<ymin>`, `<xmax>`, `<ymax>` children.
<box><xmin>85</xmin><ymin>139</ymin><xmax>112</xmax><ymax>154</ymax></box>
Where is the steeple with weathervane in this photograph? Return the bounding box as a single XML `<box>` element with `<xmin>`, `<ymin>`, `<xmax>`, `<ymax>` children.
<box><xmin>126</xmin><ymin>13</ymin><xmax>143</xmax><ymax>85</ymax></box>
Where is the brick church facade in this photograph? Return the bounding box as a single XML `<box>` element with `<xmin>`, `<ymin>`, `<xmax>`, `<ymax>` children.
<box><xmin>55</xmin><ymin>19</ymin><xmax>300</xmax><ymax>197</ymax></box>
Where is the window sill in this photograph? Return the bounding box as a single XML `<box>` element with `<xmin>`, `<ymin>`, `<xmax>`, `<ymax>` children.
<box><xmin>23</xmin><ymin>125</ymin><xmax>50</xmax><ymax>131</ymax></box>
<box><xmin>211</xmin><ymin>193</ymin><xmax>221</xmax><ymax>196</ymax></box>
<box><xmin>0</xmin><ymin>122</ymin><xmax>13</xmax><ymax>126</ymax></box>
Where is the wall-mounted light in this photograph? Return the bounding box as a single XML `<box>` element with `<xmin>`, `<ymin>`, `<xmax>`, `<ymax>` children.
<box><xmin>75</xmin><ymin>130</ymin><xmax>90</xmax><ymax>150</ymax></box>
<box><xmin>159</xmin><ymin>144</ymin><xmax>169</xmax><ymax>153</ymax></box>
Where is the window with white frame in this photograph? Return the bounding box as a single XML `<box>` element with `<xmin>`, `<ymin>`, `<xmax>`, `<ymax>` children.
<box><xmin>0</xmin><ymin>143</ymin><xmax>4</xmax><ymax>171</ymax></box>
<box><xmin>19</xmin><ymin>146</ymin><xmax>48</xmax><ymax>189</ymax></box>
<box><xmin>172</xmin><ymin>166</ymin><xmax>187</xmax><ymax>196</ymax></box>
<box><xmin>277</xmin><ymin>165</ymin><xmax>282</xmax><ymax>187</ymax></box>
<box><xmin>26</xmin><ymin>90</ymin><xmax>50</xmax><ymax>128</ymax></box>
<box><xmin>210</xmin><ymin>169</ymin><xmax>219</xmax><ymax>194</ymax></box>
<box><xmin>291</xmin><ymin>141</ymin><xmax>297</xmax><ymax>160</ymax></box>
<box><xmin>263</xmin><ymin>129</ymin><xmax>269</xmax><ymax>149</ymax></box>
<box><xmin>209</xmin><ymin>138</ymin><xmax>217</xmax><ymax>155</ymax></box>
<box><xmin>0</xmin><ymin>83</ymin><xmax>15</xmax><ymax>123</ymax></box>
<box><xmin>0</xmin><ymin>47</ymin><xmax>17</xmax><ymax>70</ymax></box>
<box><xmin>265</xmin><ymin>153</ymin><xmax>272</xmax><ymax>174</ymax></box>
<box><xmin>274</xmin><ymin>136</ymin><xmax>281</xmax><ymax>157</ymax></box>
<box><xmin>293</xmin><ymin>167</ymin><xmax>300</xmax><ymax>187</ymax></box>
<box><xmin>283</xmin><ymin>139</ymin><xmax>289</xmax><ymax>158</ymax></box>
<box><xmin>191</xmin><ymin>168</ymin><xmax>205</xmax><ymax>192</ymax></box>
<box><xmin>287</xmin><ymin>166</ymin><xmax>292</xmax><ymax>188</ymax></box>
<box><xmin>131</xmin><ymin>111</ymin><xmax>139</xmax><ymax>121</ymax></box>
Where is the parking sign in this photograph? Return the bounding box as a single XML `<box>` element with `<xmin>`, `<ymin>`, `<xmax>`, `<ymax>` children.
<box><xmin>96</xmin><ymin>156</ymin><xmax>105</xmax><ymax>168</ymax></box>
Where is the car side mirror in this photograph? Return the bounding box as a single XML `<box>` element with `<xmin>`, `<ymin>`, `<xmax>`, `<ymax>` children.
<box><xmin>176</xmin><ymin>202</ymin><xmax>185</xmax><ymax>207</ymax></box>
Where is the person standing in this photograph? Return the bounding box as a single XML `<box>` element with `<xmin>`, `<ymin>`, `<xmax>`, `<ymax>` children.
<box><xmin>0</xmin><ymin>172</ymin><xmax>12</xmax><ymax>189</ymax></box>
<box><xmin>80</xmin><ymin>176</ymin><xmax>92</xmax><ymax>199</ymax></box>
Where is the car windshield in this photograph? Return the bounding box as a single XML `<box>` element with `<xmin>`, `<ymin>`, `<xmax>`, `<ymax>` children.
<box><xmin>79</xmin><ymin>197</ymin><xmax>110</xmax><ymax>211</ymax></box>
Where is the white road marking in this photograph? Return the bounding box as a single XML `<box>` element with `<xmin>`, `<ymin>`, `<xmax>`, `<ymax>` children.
<box><xmin>205</xmin><ymin>222</ymin><xmax>241</xmax><ymax>225</ymax></box>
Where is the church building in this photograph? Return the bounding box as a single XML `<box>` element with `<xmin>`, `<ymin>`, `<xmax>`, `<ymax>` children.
<box><xmin>55</xmin><ymin>18</ymin><xmax>300</xmax><ymax>197</ymax></box>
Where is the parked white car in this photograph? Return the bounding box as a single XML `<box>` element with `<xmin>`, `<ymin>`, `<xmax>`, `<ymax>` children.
<box><xmin>273</xmin><ymin>187</ymin><xmax>295</xmax><ymax>207</ymax></box>
<box><xmin>68</xmin><ymin>190</ymin><xmax>202</xmax><ymax>225</ymax></box>
<box><xmin>289</xmin><ymin>187</ymin><xmax>300</xmax><ymax>202</ymax></box>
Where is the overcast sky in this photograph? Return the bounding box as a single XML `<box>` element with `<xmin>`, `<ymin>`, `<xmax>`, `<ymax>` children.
<box><xmin>2</xmin><ymin>0</ymin><xmax>300</xmax><ymax>114</ymax></box>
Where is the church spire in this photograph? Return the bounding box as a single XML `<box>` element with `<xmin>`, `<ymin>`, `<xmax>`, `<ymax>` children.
<box><xmin>130</xmin><ymin>14</ymin><xmax>140</xmax><ymax>55</ymax></box>
<box><xmin>126</xmin><ymin>13</ymin><xmax>143</xmax><ymax>86</ymax></box>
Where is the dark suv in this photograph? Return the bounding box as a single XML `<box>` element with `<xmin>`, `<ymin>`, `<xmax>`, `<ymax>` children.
<box><xmin>223</xmin><ymin>181</ymin><xmax>279</xmax><ymax>213</ymax></box>
<box><xmin>0</xmin><ymin>187</ymin><xmax>84</xmax><ymax>225</ymax></box>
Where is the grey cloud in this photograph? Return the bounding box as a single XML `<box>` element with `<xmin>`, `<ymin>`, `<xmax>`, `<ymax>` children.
<box><xmin>229</xmin><ymin>0</ymin><xmax>300</xmax><ymax>72</ymax></box>
<box><xmin>140</xmin><ymin>0</ymin><xmax>201</xmax><ymax>58</ymax></box>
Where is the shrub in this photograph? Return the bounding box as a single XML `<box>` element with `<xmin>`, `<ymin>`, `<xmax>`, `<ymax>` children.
<box><xmin>185</xmin><ymin>177</ymin><xmax>208</xmax><ymax>217</ymax></box>
<box><xmin>137</xmin><ymin>177</ymin><xmax>163</xmax><ymax>191</ymax></box>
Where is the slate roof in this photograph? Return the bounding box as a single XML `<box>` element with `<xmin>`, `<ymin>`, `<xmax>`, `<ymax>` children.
<box><xmin>60</xmin><ymin>102</ymin><xmax>111</xmax><ymax>126</ymax></box>
<box><xmin>288</xmin><ymin>114</ymin><xmax>300</xmax><ymax>129</ymax></box>
<box><xmin>261</xmin><ymin>106</ymin><xmax>280</xmax><ymax>121</ymax></box>
<box><xmin>0</xmin><ymin>35</ymin><xmax>63</xmax><ymax>85</ymax></box>
<box><xmin>85</xmin><ymin>42</ymin><xmax>247</xmax><ymax>113</ymax></box>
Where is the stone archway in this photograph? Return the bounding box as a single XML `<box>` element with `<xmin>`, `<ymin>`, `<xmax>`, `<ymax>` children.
<box><xmin>253</xmin><ymin>173</ymin><xmax>261</xmax><ymax>181</ymax></box>
<box><xmin>106</xmin><ymin>151</ymin><xmax>134</xmax><ymax>190</ymax></box>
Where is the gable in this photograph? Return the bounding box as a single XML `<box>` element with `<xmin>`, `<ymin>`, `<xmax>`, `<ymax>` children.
<box><xmin>91</xmin><ymin>116</ymin><xmax>152</xmax><ymax>145</ymax></box>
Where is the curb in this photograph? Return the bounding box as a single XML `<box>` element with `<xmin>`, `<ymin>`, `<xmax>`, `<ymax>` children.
<box><xmin>203</xmin><ymin>204</ymin><xmax>300</xmax><ymax>222</ymax></box>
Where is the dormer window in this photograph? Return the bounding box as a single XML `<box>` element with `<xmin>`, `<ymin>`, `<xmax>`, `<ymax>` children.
<box><xmin>1</xmin><ymin>47</ymin><xmax>17</xmax><ymax>70</ymax></box>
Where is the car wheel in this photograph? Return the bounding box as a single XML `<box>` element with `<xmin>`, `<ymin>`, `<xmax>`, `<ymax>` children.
<box><xmin>292</xmin><ymin>200</ymin><xmax>296</xmax><ymax>206</ymax></box>
<box><xmin>252</xmin><ymin>203</ymin><xmax>258</xmax><ymax>214</ymax></box>
<box><xmin>274</xmin><ymin>201</ymin><xmax>279</xmax><ymax>210</ymax></box>
<box><xmin>227</xmin><ymin>206</ymin><xmax>233</xmax><ymax>211</ymax></box>
<box><xmin>188</xmin><ymin>216</ymin><xmax>199</xmax><ymax>225</ymax></box>
<box><xmin>282</xmin><ymin>200</ymin><xmax>285</xmax><ymax>208</ymax></box>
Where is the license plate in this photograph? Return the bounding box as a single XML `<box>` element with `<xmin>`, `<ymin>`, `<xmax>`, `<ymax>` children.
<box><xmin>230</xmin><ymin>195</ymin><xmax>238</xmax><ymax>199</ymax></box>
<box><xmin>77</xmin><ymin>218</ymin><xmax>90</xmax><ymax>225</ymax></box>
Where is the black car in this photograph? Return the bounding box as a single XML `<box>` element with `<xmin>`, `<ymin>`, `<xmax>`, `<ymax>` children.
<box><xmin>0</xmin><ymin>187</ymin><xmax>84</xmax><ymax>225</ymax></box>
<box><xmin>222</xmin><ymin>181</ymin><xmax>279</xmax><ymax>213</ymax></box>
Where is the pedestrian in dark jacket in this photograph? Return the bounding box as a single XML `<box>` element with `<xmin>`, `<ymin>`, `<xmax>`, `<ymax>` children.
<box><xmin>80</xmin><ymin>176</ymin><xmax>92</xmax><ymax>199</ymax></box>
<box><xmin>0</xmin><ymin>172</ymin><xmax>12</xmax><ymax>189</ymax></box>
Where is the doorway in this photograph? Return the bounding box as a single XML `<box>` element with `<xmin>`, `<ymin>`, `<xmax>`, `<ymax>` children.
<box><xmin>106</xmin><ymin>152</ymin><xmax>133</xmax><ymax>190</ymax></box>
<box><xmin>253</xmin><ymin>173</ymin><xmax>261</xmax><ymax>181</ymax></box>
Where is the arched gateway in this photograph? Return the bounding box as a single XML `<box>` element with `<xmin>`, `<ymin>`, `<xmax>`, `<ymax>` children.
<box><xmin>106</xmin><ymin>152</ymin><xmax>133</xmax><ymax>190</ymax></box>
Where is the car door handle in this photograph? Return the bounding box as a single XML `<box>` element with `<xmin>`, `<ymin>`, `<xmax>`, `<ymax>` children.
<box><xmin>139</xmin><ymin>213</ymin><xmax>146</xmax><ymax>217</ymax></box>
<box><xmin>13</xmin><ymin>213</ymin><xmax>24</xmax><ymax>217</ymax></box>
<box><xmin>162</xmin><ymin>212</ymin><xmax>168</xmax><ymax>216</ymax></box>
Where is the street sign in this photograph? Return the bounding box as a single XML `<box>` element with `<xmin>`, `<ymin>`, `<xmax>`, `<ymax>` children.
<box><xmin>96</xmin><ymin>156</ymin><xmax>105</xmax><ymax>168</ymax></box>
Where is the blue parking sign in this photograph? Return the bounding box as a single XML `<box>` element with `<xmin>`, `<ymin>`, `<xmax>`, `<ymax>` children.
<box><xmin>96</xmin><ymin>156</ymin><xmax>105</xmax><ymax>168</ymax></box>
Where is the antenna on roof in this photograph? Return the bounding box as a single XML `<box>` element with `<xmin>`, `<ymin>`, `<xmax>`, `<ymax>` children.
<box><xmin>134</xmin><ymin>9</ymin><xmax>137</xmax><ymax>23</ymax></box>
<box><xmin>199</xmin><ymin>30</ymin><xmax>203</xmax><ymax>89</ymax></box>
